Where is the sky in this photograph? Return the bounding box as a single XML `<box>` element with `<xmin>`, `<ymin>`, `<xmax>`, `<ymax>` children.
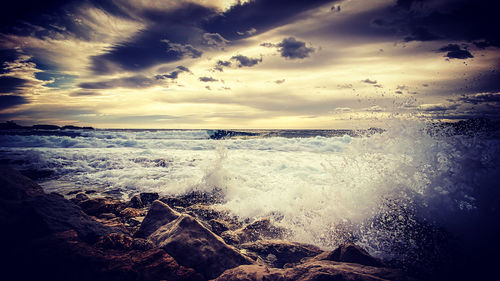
<box><xmin>0</xmin><ymin>0</ymin><xmax>499</xmax><ymax>129</ymax></box>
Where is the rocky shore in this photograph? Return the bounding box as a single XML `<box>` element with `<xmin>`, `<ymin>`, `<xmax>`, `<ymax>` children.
<box><xmin>1</xmin><ymin>166</ymin><xmax>416</xmax><ymax>281</ymax></box>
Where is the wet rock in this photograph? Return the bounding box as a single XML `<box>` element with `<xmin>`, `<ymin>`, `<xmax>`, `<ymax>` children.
<box><xmin>0</xmin><ymin>166</ymin><xmax>44</xmax><ymax>200</ymax></box>
<box><xmin>325</xmin><ymin>243</ymin><xmax>384</xmax><ymax>267</ymax></box>
<box><xmin>17</xmin><ymin>230</ymin><xmax>205</xmax><ymax>281</ymax></box>
<box><xmin>240</xmin><ymin>240</ymin><xmax>323</xmax><ymax>268</ymax></box>
<box><xmin>24</xmin><ymin>193</ymin><xmax>122</xmax><ymax>242</ymax></box>
<box><xmin>72</xmin><ymin>192</ymin><xmax>90</xmax><ymax>203</ymax></box>
<box><xmin>140</xmin><ymin>192</ymin><xmax>159</xmax><ymax>206</ymax></box>
<box><xmin>216</xmin><ymin>260</ymin><xmax>411</xmax><ymax>281</ymax></box>
<box><xmin>127</xmin><ymin>216</ymin><xmax>144</xmax><ymax>227</ymax></box>
<box><xmin>66</xmin><ymin>190</ymin><xmax>82</xmax><ymax>196</ymax></box>
<box><xmin>160</xmin><ymin>190</ymin><xmax>223</xmax><ymax>208</ymax></box>
<box><xmin>149</xmin><ymin>214</ymin><xmax>254</xmax><ymax>279</ymax></box>
<box><xmin>221</xmin><ymin>218</ymin><xmax>286</xmax><ymax>245</ymax></box>
<box><xmin>134</xmin><ymin>200</ymin><xmax>180</xmax><ymax>238</ymax></box>
<box><xmin>131</xmin><ymin>237</ymin><xmax>154</xmax><ymax>251</ymax></box>
<box><xmin>129</xmin><ymin>194</ymin><xmax>143</xmax><ymax>208</ymax></box>
<box><xmin>119</xmin><ymin>207</ymin><xmax>143</xmax><ymax>219</ymax></box>
<box><xmin>99</xmin><ymin>212</ymin><xmax>117</xmax><ymax>219</ymax></box>
<box><xmin>0</xmin><ymin>167</ymin><xmax>124</xmax><ymax>244</ymax></box>
<box><xmin>186</xmin><ymin>203</ymin><xmax>225</xmax><ymax>221</ymax></box>
<box><xmin>209</xmin><ymin>219</ymin><xmax>232</xmax><ymax>236</ymax></box>
<box><xmin>95</xmin><ymin>233</ymin><xmax>133</xmax><ymax>250</ymax></box>
<box><xmin>19</xmin><ymin>168</ymin><xmax>54</xmax><ymax>180</ymax></box>
<box><xmin>77</xmin><ymin>197</ymin><xmax>125</xmax><ymax>216</ymax></box>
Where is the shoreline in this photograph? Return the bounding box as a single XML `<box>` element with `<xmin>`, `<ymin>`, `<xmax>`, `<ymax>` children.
<box><xmin>1</xmin><ymin>165</ymin><xmax>416</xmax><ymax>281</ymax></box>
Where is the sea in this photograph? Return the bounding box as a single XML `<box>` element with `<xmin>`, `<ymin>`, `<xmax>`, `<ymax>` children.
<box><xmin>1</xmin><ymin>119</ymin><xmax>499</xmax><ymax>277</ymax></box>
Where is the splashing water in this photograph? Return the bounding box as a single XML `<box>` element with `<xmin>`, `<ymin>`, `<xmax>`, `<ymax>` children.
<box><xmin>1</xmin><ymin>120</ymin><xmax>499</xmax><ymax>278</ymax></box>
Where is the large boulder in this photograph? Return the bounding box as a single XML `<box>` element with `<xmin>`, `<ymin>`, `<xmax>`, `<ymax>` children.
<box><xmin>149</xmin><ymin>214</ymin><xmax>254</xmax><ymax>279</ymax></box>
<box><xmin>0</xmin><ymin>166</ymin><xmax>123</xmax><ymax>243</ymax></box>
<box><xmin>324</xmin><ymin>243</ymin><xmax>384</xmax><ymax>267</ymax></box>
<box><xmin>17</xmin><ymin>230</ymin><xmax>205</xmax><ymax>281</ymax></box>
<box><xmin>216</xmin><ymin>260</ymin><xmax>412</xmax><ymax>281</ymax></box>
<box><xmin>24</xmin><ymin>193</ymin><xmax>124</xmax><ymax>242</ymax></box>
<box><xmin>134</xmin><ymin>200</ymin><xmax>180</xmax><ymax>238</ymax></box>
<box><xmin>240</xmin><ymin>240</ymin><xmax>323</xmax><ymax>268</ymax></box>
<box><xmin>0</xmin><ymin>166</ymin><xmax>44</xmax><ymax>200</ymax></box>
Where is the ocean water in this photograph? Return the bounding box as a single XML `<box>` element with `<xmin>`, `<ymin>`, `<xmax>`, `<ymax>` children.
<box><xmin>1</xmin><ymin>120</ymin><xmax>499</xmax><ymax>276</ymax></box>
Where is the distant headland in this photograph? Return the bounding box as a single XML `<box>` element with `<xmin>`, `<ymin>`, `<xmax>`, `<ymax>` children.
<box><xmin>0</xmin><ymin>121</ymin><xmax>94</xmax><ymax>131</ymax></box>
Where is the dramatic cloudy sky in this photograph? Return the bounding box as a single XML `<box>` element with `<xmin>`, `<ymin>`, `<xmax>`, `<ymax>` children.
<box><xmin>0</xmin><ymin>0</ymin><xmax>499</xmax><ymax>128</ymax></box>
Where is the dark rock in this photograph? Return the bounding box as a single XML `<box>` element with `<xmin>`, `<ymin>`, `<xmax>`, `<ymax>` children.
<box><xmin>77</xmin><ymin>197</ymin><xmax>125</xmax><ymax>216</ymax></box>
<box><xmin>15</xmin><ymin>230</ymin><xmax>205</xmax><ymax>281</ymax></box>
<box><xmin>24</xmin><ymin>193</ymin><xmax>123</xmax><ymax>242</ymax></box>
<box><xmin>160</xmin><ymin>190</ymin><xmax>222</xmax><ymax>208</ymax></box>
<box><xmin>131</xmin><ymin>237</ymin><xmax>154</xmax><ymax>251</ymax></box>
<box><xmin>119</xmin><ymin>207</ymin><xmax>143</xmax><ymax>219</ymax></box>
<box><xmin>0</xmin><ymin>167</ymin><xmax>123</xmax><ymax>244</ymax></box>
<box><xmin>139</xmin><ymin>192</ymin><xmax>159</xmax><ymax>205</ymax></box>
<box><xmin>209</xmin><ymin>219</ymin><xmax>232</xmax><ymax>236</ymax></box>
<box><xmin>95</xmin><ymin>233</ymin><xmax>133</xmax><ymax>250</ymax></box>
<box><xmin>216</xmin><ymin>260</ymin><xmax>411</xmax><ymax>281</ymax></box>
<box><xmin>186</xmin><ymin>203</ymin><xmax>228</xmax><ymax>221</ymax></box>
<box><xmin>85</xmin><ymin>190</ymin><xmax>97</xmax><ymax>194</ymax></box>
<box><xmin>134</xmin><ymin>200</ymin><xmax>180</xmax><ymax>238</ymax></box>
<box><xmin>129</xmin><ymin>194</ymin><xmax>143</xmax><ymax>208</ymax></box>
<box><xmin>67</xmin><ymin>190</ymin><xmax>81</xmax><ymax>196</ymax></box>
<box><xmin>0</xmin><ymin>166</ymin><xmax>44</xmax><ymax>200</ymax></box>
<box><xmin>240</xmin><ymin>240</ymin><xmax>323</xmax><ymax>268</ymax></box>
<box><xmin>221</xmin><ymin>218</ymin><xmax>286</xmax><ymax>245</ymax></box>
<box><xmin>19</xmin><ymin>169</ymin><xmax>54</xmax><ymax>180</ymax></box>
<box><xmin>149</xmin><ymin>214</ymin><xmax>254</xmax><ymax>279</ymax></box>
<box><xmin>325</xmin><ymin>243</ymin><xmax>384</xmax><ymax>267</ymax></box>
<box><xmin>72</xmin><ymin>192</ymin><xmax>90</xmax><ymax>203</ymax></box>
<box><xmin>98</xmin><ymin>212</ymin><xmax>117</xmax><ymax>219</ymax></box>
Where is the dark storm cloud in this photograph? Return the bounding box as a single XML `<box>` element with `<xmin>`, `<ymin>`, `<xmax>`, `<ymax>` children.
<box><xmin>155</xmin><ymin>66</ymin><xmax>191</xmax><ymax>80</ymax></box>
<box><xmin>204</xmin><ymin>0</ymin><xmax>338</xmax><ymax>40</ymax></box>
<box><xmin>277</xmin><ymin>37</ymin><xmax>314</xmax><ymax>59</ymax></box>
<box><xmin>0</xmin><ymin>49</ymin><xmax>21</xmax><ymax>74</ymax></box>
<box><xmin>377</xmin><ymin>0</ymin><xmax>500</xmax><ymax>47</ymax></box>
<box><xmin>437</xmin><ymin>44</ymin><xmax>473</xmax><ymax>59</ymax></box>
<box><xmin>419</xmin><ymin>104</ymin><xmax>458</xmax><ymax>112</ymax></box>
<box><xmin>457</xmin><ymin>93</ymin><xmax>500</xmax><ymax>105</ymax></box>
<box><xmin>213</xmin><ymin>60</ymin><xmax>231</xmax><ymax>72</ymax></box>
<box><xmin>231</xmin><ymin>55</ymin><xmax>262</xmax><ymax>67</ymax></box>
<box><xmin>1</xmin><ymin>0</ymin><xmax>339</xmax><ymax>76</ymax></box>
<box><xmin>69</xmin><ymin>91</ymin><xmax>101</xmax><ymax>97</ymax></box>
<box><xmin>199</xmin><ymin>77</ymin><xmax>218</xmax><ymax>82</ymax></box>
<box><xmin>404</xmin><ymin>27</ymin><xmax>441</xmax><ymax>42</ymax></box>
<box><xmin>90</xmin><ymin>35</ymin><xmax>203</xmax><ymax>75</ymax></box>
<box><xmin>0</xmin><ymin>95</ymin><xmax>28</xmax><ymax>110</ymax></box>
<box><xmin>275</xmin><ymin>79</ymin><xmax>286</xmax><ymax>84</ymax></box>
<box><xmin>361</xmin><ymin>79</ymin><xmax>377</xmax><ymax>84</ymax></box>
<box><xmin>90</xmin><ymin>3</ymin><xmax>213</xmax><ymax>74</ymax></box>
<box><xmin>0</xmin><ymin>76</ymin><xmax>29</xmax><ymax>93</ymax></box>
<box><xmin>202</xmin><ymin>33</ymin><xmax>229</xmax><ymax>47</ymax></box>
<box><xmin>78</xmin><ymin>75</ymin><xmax>158</xmax><ymax>90</ymax></box>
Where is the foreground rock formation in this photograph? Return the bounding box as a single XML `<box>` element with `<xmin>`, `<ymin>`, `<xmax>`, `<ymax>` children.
<box><xmin>0</xmin><ymin>166</ymin><xmax>416</xmax><ymax>280</ymax></box>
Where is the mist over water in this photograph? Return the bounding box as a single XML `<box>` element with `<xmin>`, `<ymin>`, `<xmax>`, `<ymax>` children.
<box><xmin>1</xmin><ymin>120</ymin><xmax>499</xmax><ymax>278</ymax></box>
